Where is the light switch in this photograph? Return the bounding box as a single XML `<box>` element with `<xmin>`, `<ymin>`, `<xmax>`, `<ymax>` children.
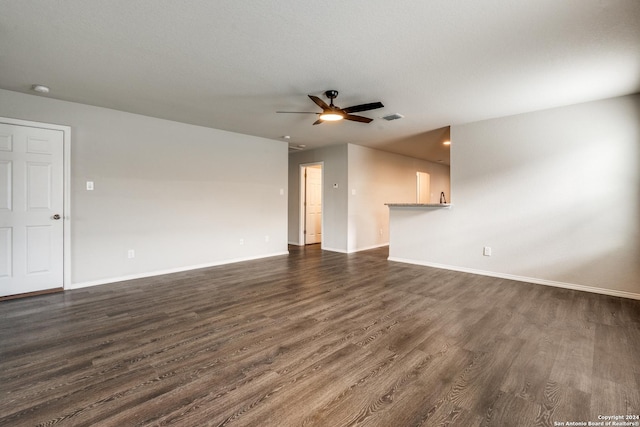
<box><xmin>86</xmin><ymin>181</ymin><xmax>94</xmax><ymax>191</ymax></box>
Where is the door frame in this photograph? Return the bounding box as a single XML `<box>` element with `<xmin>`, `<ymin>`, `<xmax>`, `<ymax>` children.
<box><xmin>299</xmin><ymin>162</ymin><xmax>323</xmax><ymax>247</ymax></box>
<box><xmin>0</xmin><ymin>117</ymin><xmax>71</xmax><ymax>289</ymax></box>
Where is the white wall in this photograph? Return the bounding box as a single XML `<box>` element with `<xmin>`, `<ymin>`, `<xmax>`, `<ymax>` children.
<box><xmin>347</xmin><ymin>144</ymin><xmax>450</xmax><ymax>252</ymax></box>
<box><xmin>0</xmin><ymin>89</ymin><xmax>289</xmax><ymax>286</ymax></box>
<box><xmin>389</xmin><ymin>94</ymin><xmax>640</xmax><ymax>297</ymax></box>
<box><xmin>288</xmin><ymin>144</ymin><xmax>348</xmax><ymax>251</ymax></box>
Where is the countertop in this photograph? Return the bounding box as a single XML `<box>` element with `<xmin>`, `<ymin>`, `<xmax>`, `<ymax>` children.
<box><xmin>385</xmin><ymin>203</ymin><xmax>451</xmax><ymax>208</ymax></box>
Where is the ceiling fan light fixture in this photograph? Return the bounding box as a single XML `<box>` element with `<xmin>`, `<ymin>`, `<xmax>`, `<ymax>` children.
<box><xmin>319</xmin><ymin>112</ymin><xmax>344</xmax><ymax>121</ymax></box>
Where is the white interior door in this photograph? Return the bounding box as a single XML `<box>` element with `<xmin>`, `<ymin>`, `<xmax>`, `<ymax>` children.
<box><xmin>0</xmin><ymin>123</ymin><xmax>64</xmax><ymax>297</ymax></box>
<box><xmin>417</xmin><ymin>171</ymin><xmax>431</xmax><ymax>203</ymax></box>
<box><xmin>304</xmin><ymin>166</ymin><xmax>322</xmax><ymax>244</ymax></box>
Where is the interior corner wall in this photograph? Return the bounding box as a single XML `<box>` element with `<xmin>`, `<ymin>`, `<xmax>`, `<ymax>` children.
<box><xmin>389</xmin><ymin>94</ymin><xmax>640</xmax><ymax>296</ymax></box>
<box><xmin>0</xmin><ymin>89</ymin><xmax>289</xmax><ymax>287</ymax></box>
<box><xmin>288</xmin><ymin>144</ymin><xmax>348</xmax><ymax>252</ymax></box>
<box><xmin>347</xmin><ymin>144</ymin><xmax>450</xmax><ymax>252</ymax></box>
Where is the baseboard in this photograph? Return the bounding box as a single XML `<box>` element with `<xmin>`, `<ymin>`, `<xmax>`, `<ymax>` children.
<box><xmin>321</xmin><ymin>246</ymin><xmax>348</xmax><ymax>253</ymax></box>
<box><xmin>320</xmin><ymin>244</ymin><xmax>389</xmax><ymax>254</ymax></box>
<box><xmin>388</xmin><ymin>257</ymin><xmax>640</xmax><ymax>301</ymax></box>
<box><xmin>68</xmin><ymin>251</ymin><xmax>290</xmax><ymax>290</ymax></box>
<box><xmin>348</xmin><ymin>243</ymin><xmax>389</xmax><ymax>253</ymax></box>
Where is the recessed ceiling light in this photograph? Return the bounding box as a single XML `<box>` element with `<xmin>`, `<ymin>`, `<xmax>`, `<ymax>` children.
<box><xmin>282</xmin><ymin>135</ymin><xmax>291</xmax><ymax>139</ymax></box>
<box><xmin>31</xmin><ymin>84</ymin><xmax>50</xmax><ymax>94</ymax></box>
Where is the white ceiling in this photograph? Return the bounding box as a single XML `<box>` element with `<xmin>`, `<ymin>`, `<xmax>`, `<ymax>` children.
<box><xmin>1</xmin><ymin>0</ymin><xmax>639</xmax><ymax>164</ymax></box>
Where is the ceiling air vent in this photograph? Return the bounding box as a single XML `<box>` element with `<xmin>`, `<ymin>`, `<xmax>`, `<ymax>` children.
<box><xmin>289</xmin><ymin>144</ymin><xmax>306</xmax><ymax>152</ymax></box>
<box><xmin>382</xmin><ymin>113</ymin><xmax>404</xmax><ymax>121</ymax></box>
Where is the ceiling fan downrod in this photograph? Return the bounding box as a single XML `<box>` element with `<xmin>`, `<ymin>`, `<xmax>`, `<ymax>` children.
<box><xmin>325</xmin><ymin>90</ymin><xmax>339</xmax><ymax>106</ymax></box>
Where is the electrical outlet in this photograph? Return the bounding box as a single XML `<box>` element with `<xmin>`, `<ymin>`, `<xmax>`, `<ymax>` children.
<box><xmin>86</xmin><ymin>181</ymin><xmax>94</xmax><ymax>191</ymax></box>
<box><xmin>127</xmin><ymin>249</ymin><xmax>135</xmax><ymax>259</ymax></box>
<box><xmin>265</xmin><ymin>235</ymin><xmax>269</xmax><ymax>243</ymax></box>
<box><xmin>239</xmin><ymin>238</ymin><xmax>244</xmax><ymax>245</ymax></box>
<box><xmin>483</xmin><ymin>246</ymin><xmax>492</xmax><ymax>256</ymax></box>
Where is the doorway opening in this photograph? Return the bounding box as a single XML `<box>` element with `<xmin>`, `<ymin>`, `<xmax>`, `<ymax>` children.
<box><xmin>299</xmin><ymin>163</ymin><xmax>323</xmax><ymax>246</ymax></box>
<box><xmin>417</xmin><ymin>171</ymin><xmax>431</xmax><ymax>203</ymax></box>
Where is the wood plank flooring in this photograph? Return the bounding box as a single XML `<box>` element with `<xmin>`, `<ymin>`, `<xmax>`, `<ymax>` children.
<box><xmin>1</xmin><ymin>245</ymin><xmax>639</xmax><ymax>426</ymax></box>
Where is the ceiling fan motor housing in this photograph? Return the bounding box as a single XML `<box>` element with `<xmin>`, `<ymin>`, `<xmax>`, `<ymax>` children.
<box><xmin>325</xmin><ymin>90</ymin><xmax>339</xmax><ymax>100</ymax></box>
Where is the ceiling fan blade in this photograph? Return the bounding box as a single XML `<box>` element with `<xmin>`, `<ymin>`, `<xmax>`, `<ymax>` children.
<box><xmin>312</xmin><ymin>119</ymin><xmax>324</xmax><ymax>125</ymax></box>
<box><xmin>343</xmin><ymin>102</ymin><xmax>384</xmax><ymax>114</ymax></box>
<box><xmin>308</xmin><ymin>95</ymin><xmax>330</xmax><ymax>110</ymax></box>
<box><xmin>276</xmin><ymin>111</ymin><xmax>320</xmax><ymax>114</ymax></box>
<box><xmin>344</xmin><ymin>114</ymin><xmax>373</xmax><ymax>123</ymax></box>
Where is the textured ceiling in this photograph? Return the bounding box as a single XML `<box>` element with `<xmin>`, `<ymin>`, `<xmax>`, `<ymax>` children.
<box><xmin>1</xmin><ymin>0</ymin><xmax>639</xmax><ymax>164</ymax></box>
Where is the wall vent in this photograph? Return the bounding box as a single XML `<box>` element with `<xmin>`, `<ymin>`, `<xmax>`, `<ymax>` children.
<box><xmin>382</xmin><ymin>113</ymin><xmax>404</xmax><ymax>121</ymax></box>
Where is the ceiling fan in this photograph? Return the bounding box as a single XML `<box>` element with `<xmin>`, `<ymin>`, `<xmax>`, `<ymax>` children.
<box><xmin>277</xmin><ymin>90</ymin><xmax>384</xmax><ymax>125</ymax></box>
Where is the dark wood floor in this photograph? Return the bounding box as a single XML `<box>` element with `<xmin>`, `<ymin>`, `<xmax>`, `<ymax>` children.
<box><xmin>1</xmin><ymin>245</ymin><xmax>639</xmax><ymax>427</ymax></box>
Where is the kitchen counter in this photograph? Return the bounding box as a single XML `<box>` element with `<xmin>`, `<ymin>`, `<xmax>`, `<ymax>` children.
<box><xmin>386</xmin><ymin>203</ymin><xmax>451</xmax><ymax>208</ymax></box>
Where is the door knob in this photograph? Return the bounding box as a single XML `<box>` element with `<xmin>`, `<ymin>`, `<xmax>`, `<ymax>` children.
<box><xmin>52</xmin><ymin>214</ymin><xmax>61</xmax><ymax>220</ymax></box>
